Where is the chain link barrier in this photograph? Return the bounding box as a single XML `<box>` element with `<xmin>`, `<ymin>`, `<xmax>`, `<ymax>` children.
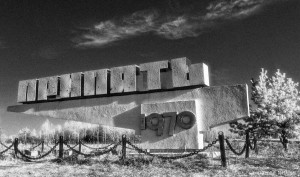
<box><xmin>31</xmin><ymin>142</ymin><xmax>43</xmax><ymax>150</ymax></box>
<box><xmin>16</xmin><ymin>143</ymin><xmax>59</xmax><ymax>161</ymax></box>
<box><xmin>63</xmin><ymin>141</ymin><xmax>121</xmax><ymax>157</ymax></box>
<box><xmin>0</xmin><ymin>141</ymin><xmax>9</xmax><ymax>149</ymax></box>
<box><xmin>0</xmin><ymin>143</ymin><xmax>14</xmax><ymax>155</ymax></box>
<box><xmin>64</xmin><ymin>143</ymin><xmax>79</xmax><ymax>151</ymax></box>
<box><xmin>80</xmin><ymin>142</ymin><xmax>114</xmax><ymax>150</ymax></box>
<box><xmin>225</xmin><ymin>138</ymin><xmax>246</xmax><ymax>156</ymax></box>
<box><xmin>125</xmin><ymin>139</ymin><xmax>219</xmax><ymax>160</ymax></box>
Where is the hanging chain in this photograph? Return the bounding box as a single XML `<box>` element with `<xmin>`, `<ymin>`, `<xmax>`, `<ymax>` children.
<box><xmin>125</xmin><ymin>139</ymin><xmax>219</xmax><ymax>160</ymax></box>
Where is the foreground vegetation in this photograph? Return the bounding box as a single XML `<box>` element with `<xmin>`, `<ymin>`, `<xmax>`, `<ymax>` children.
<box><xmin>0</xmin><ymin>141</ymin><xmax>299</xmax><ymax>177</ymax></box>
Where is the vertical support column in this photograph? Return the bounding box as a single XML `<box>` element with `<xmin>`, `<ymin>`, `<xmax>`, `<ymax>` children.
<box><xmin>218</xmin><ymin>132</ymin><xmax>227</xmax><ymax>168</ymax></box>
<box><xmin>14</xmin><ymin>138</ymin><xmax>19</xmax><ymax>157</ymax></box>
<box><xmin>245</xmin><ymin>131</ymin><xmax>250</xmax><ymax>158</ymax></box>
<box><xmin>121</xmin><ymin>135</ymin><xmax>127</xmax><ymax>163</ymax></box>
<box><xmin>59</xmin><ymin>136</ymin><xmax>63</xmax><ymax>158</ymax></box>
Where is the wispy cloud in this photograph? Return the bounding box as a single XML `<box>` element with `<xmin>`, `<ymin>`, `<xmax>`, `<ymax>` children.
<box><xmin>74</xmin><ymin>0</ymin><xmax>282</xmax><ymax>47</ymax></box>
<box><xmin>74</xmin><ymin>10</ymin><xmax>158</xmax><ymax>47</ymax></box>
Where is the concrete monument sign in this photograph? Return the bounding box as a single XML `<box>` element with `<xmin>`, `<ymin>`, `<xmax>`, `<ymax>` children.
<box><xmin>8</xmin><ymin>57</ymin><xmax>249</xmax><ymax>149</ymax></box>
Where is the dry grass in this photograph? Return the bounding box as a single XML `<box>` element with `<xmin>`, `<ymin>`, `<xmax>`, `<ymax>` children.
<box><xmin>0</xmin><ymin>142</ymin><xmax>300</xmax><ymax>177</ymax></box>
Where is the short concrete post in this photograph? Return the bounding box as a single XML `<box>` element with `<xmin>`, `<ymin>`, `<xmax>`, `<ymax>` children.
<box><xmin>78</xmin><ymin>140</ymin><xmax>81</xmax><ymax>153</ymax></box>
<box><xmin>254</xmin><ymin>138</ymin><xmax>258</xmax><ymax>155</ymax></box>
<box><xmin>41</xmin><ymin>140</ymin><xmax>44</xmax><ymax>153</ymax></box>
<box><xmin>218</xmin><ymin>132</ymin><xmax>227</xmax><ymax>168</ymax></box>
<box><xmin>245</xmin><ymin>131</ymin><xmax>250</xmax><ymax>158</ymax></box>
<box><xmin>121</xmin><ymin>135</ymin><xmax>127</xmax><ymax>163</ymax></box>
<box><xmin>14</xmin><ymin>138</ymin><xmax>19</xmax><ymax>157</ymax></box>
<box><xmin>59</xmin><ymin>136</ymin><xmax>63</xmax><ymax>158</ymax></box>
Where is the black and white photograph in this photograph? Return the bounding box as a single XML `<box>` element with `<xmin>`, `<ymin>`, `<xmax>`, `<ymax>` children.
<box><xmin>0</xmin><ymin>0</ymin><xmax>300</xmax><ymax>176</ymax></box>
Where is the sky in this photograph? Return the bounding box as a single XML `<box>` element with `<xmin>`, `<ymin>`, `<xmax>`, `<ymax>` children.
<box><xmin>0</xmin><ymin>0</ymin><xmax>300</xmax><ymax>136</ymax></box>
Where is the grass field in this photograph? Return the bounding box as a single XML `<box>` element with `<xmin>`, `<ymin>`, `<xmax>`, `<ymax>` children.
<box><xmin>0</xmin><ymin>141</ymin><xmax>299</xmax><ymax>177</ymax></box>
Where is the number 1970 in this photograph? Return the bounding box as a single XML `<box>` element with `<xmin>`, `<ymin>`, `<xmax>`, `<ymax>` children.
<box><xmin>140</xmin><ymin>111</ymin><xmax>196</xmax><ymax>136</ymax></box>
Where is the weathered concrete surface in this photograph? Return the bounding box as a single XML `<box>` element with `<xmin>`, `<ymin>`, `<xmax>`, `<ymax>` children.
<box><xmin>8</xmin><ymin>84</ymin><xmax>249</xmax><ymax>149</ymax></box>
<box><xmin>140</xmin><ymin>101</ymin><xmax>201</xmax><ymax>149</ymax></box>
<box><xmin>171</xmin><ymin>58</ymin><xmax>191</xmax><ymax>88</ymax></box>
<box><xmin>59</xmin><ymin>74</ymin><xmax>71</xmax><ymax>98</ymax></box>
<box><xmin>139</xmin><ymin>61</ymin><xmax>168</xmax><ymax>90</ymax></box>
<box><xmin>17</xmin><ymin>79</ymin><xmax>37</xmax><ymax>102</ymax></box>
<box><xmin>110</xmin><ymin>65</ymin><xmax>137</xmax><ymax>93</ymax></box>
<box><xmin>71</xmin><ymin>72</ymin><xmax>82</xmax><ymax>97</ymax></box>
<box><xmin>95</xmin><ymin>69</ymin><xmax>109</xmax><ymax>95</ymax></box>
<box><xmin>37</xmin><ymin>76</ymin><xmax>59</xmax><ymax>100</ymax></box>
<box><xmin>189</xmin><ymin>63</ymin><xmax>209</xmax><ymax>86</ymax></box>
<box><xmin>83</xmin><ymin>70</ymin><xmax>96</xmax><ymax>96</ymax></box>
<box><xmin>37</xmin><ymin>77</ymin><xmax>48</xmax><ymax>100</ymax></box>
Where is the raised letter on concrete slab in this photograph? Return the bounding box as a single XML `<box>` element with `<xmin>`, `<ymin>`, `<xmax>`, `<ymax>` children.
<box><xmin>110</xmin><ymin>65</ymin><xmax>137</xmax><ymax>93</ymax></box>
<box><xmin>37</xmin><ymin>76</ymin><xmax>58</xmax><ymax>101</ymax></box>
<box><xmin>37</xmin><ymin>78</ymin><xmax>48</xmax><ymax>100</ymax></box>
<box><xmin>189</xmin><ymin>63</ymin><xmax>209</xmax><ymax>86</ymax></box>
<box><xmin>95</xmin><ymin>69</ymin><xmax>108</xmax><ymax>95</ymax></box>
<box><xmin>17</xmin><ymin>80</ymin><xmax>28</xmax><ymax>102</ymax></box>
<box><xmin>83</xmin><ymin>71</ymin><xmax>95</xmax><ymax>96</ymax></box>
<box><xmin>47</xmin><ymin>76</ymin><xmax>58</xmax><ymax>97</ymax></box>
<box><xmin>19</xmin><ymin>79</ymin><xmax>37</xmax><ymax>102</ymax></box>
<box><xmin>60</xmin><ymin>74</ymin><xmax>71</xmax><ymax>98</ymax></box>
<box><xmin>71</xmin><ymin>72</ymin><xmax>81</xmax><ymax>97</ymax></box>
<box><xmin>139</xmin><ymin>61</ymin><xmax>168</xmax><ymax>90</ymax></box>
<box><xmin>171</xmin><ymin>57</ymin><xmax>191</xmax><ymax>88</ymax></box>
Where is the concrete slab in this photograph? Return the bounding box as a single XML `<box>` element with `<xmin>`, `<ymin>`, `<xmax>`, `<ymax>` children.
<box><xmin>189</xmin><ymin>63</ymin><xmax>210</xmax><ymax>86</ymax></box>
<box><xmin>83</xmin><ymin>70</ymin><xmax>95</xmax><ymax>96</ymax></box>
<box><xmin>18</xmin><ymin>79</ymin><xmax>37</xmax><ymax>102</ymax></box>
<box><xmin>17</xmin><ymin>80</ymin><xmax>29</xmax><ymax>102</ymax></box>
<box><xmin>95</xmin><ymin>69</ymin><xmax>109</xmax><ymax>95</ymax></box>
<box><xmin>37</xmin><ymin>78</ymin><xmax>48</xmax><ymax>101</ymax></box>
<box><xmin>171</xmin><ymin>57</ymin><xmax>191</xmax><ymax>88</ymax></box>
<box><xmin>8</xmin><ymin>84</ymin><xmax>249</xmax><ymax>149</ymax></box>
<box><xmin>140</xmin><ymin>101</ymin><xmax>200</xmax><ymax>149</ymax></box>
<box><xmin>48</xmin><ymin>76</ymin><xmax>58</xmax><ymax>97</ymax></box>
<box><xmin>60</xmin><ymin>74</ymin><xmax>71</xmax><ymax>98</ymax></box>
<box><xmin>71</xmin><ymin>72</ymin><xmax>82</xmax><ymax>97</ymax></box>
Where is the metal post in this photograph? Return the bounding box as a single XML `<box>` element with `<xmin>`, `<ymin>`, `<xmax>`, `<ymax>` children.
<box><xmin>121</xmin><ymin>135</ymin><xmax>127</xmax><ymax>163</ymax></box>
<box><xmin>59</xmin><ymin>136</ymin><xmax>63</xmax><ymax>158</ymax></box>
<box><xmin>78</xmin><ymin>140</ymin><xmax>81</xmax><ymax>153</ymax></box>
<box><xmin>218</xmin><ymin>132</ymin><xmax>227</xmax><ymax>168</ymax></box>
<box><xmin>14</xmin><ymin>138</ymin><xmax>19</xmax><ymax>157</ymax></box>
<box><xmin>41</xmin><ymin>140</ymin><xmax>44</xmax><ymax>153</ymax></box>
<box><xmin>245</xmin><ymin>131</ymin><xmax>250</xmax><ymax>158</ymax></box>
